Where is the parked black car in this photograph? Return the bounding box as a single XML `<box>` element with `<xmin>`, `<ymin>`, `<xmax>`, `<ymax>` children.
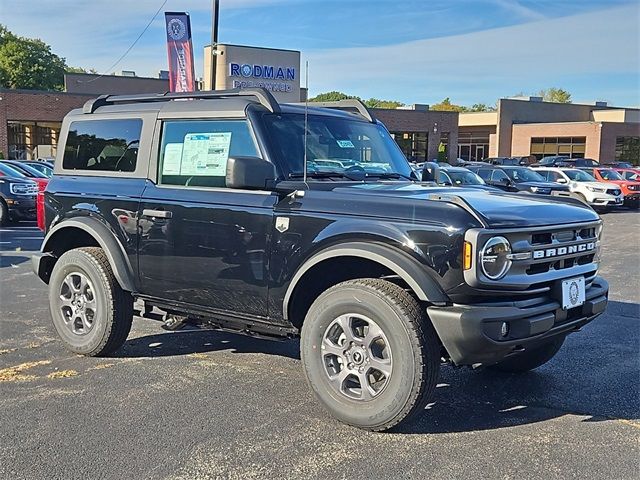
<box><xmin>467</xmin><ymin>165</ymin><xmax>570</xmax><ymax>195</ymax></box>
<box><xmin>422</xmin><ymin>163</ymin><xmax>500</xmax><ymax>191</ymax></box>
<box><xmin>0</xmin><ymin>163</ymin><xmax>38</xmax><ymax>225</ymax></box>
<box><xmin>485</xmin><ymin>156</ymin><xmax>534</xmax><ymax>166</ymax></box>
<box><xmin>20</xmin><ymin>160</ymin><xmax>54</xmax><ymax>177</ymax></box>
<box><xmin>532</xmin><ymin>156</ymin><xmax>600</xmax><ymax>168</ymax></box>
<box><xmin>32</xmin><ymin>89</ymin><xmax>608</xmax><ymax>432</ymax></box>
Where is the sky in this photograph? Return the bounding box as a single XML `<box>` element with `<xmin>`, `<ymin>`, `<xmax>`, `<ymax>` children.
<box><xmin>1</xmin><ymin>0</ymin><xmax>639</xmax><ymax>106</ymax></box>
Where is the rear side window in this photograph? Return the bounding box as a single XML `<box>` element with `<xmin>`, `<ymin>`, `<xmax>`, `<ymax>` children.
<box><xmin>158</xmin><ymin>120</ymin><xmax>258</xmax><ymax>188</ymax></box>
<box><xmin>63</xmin><ymin>119</ymin><xmax>142</xmax><ymax>172</ymax></box>
<box><xmin>476</xmin><ymin>168</ymin><xmax>491</xmax><ymax>181</ymax></box>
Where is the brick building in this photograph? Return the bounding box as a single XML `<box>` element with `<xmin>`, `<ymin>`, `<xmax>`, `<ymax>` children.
<box><xmin>0</xmin><ymin>89</ymin><xmax>96</xmax><ymax>160</ymax></box>
<box><xmin>458</xmin><ymin>97</ymin><xmax>640</xmax><ymax>162</ymax></box>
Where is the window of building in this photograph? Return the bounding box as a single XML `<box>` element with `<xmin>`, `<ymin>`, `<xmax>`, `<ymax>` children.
<box><xmin>159</xmin><ymin>120</ymin><xmax>258</xmax><ymax>188</ymax></box>
<box><xmin>7</xmin><ymin>121</ymin><xmax>61</xmax><ymax>160</ymax></box>
<box><xmin>615</xmin><ymin>136</ymin><xmax>640</xmax><ymax>162</ymax></box>
<box><xmin>530</xmin><ymin>137</ymin><xmax>586</xmax><ymax>160</ymax></box>
<box><xmin>390</xmin><ymin>132</ymin><xmax>428</xmax><ymax>162</ymax></box>
<box><xmin>62</xmin><ymin>119</ymin><xmax>142</xmax><ymax>172</ymax></box>
<box><xmin>457</xmin><ymin>130</ymin><xmax>490</xmax><ymax>161</ymax></box>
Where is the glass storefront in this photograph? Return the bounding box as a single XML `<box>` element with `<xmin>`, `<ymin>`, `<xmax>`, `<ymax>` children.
<box><xmin>615</xmin><ymin>136</ymin><xmax>639</xmax><ymax>163</ymax></box>
<box><xmin>530</xmin><ymin>137</ymin><xmax>586</xmax><ymax>160</ymax></box>
<box><xmin>7</xmin><ymin>121</ymin><xmax>61</xmax><ymax>160</ymax></box>
<box><xmin>458</xmin><ymin>130</ymin><xmax>490</xmax><ymax>161</ymax></box>
<box><xmin>390</xmin><ymin>132</ymin><xmax>428</xmax><ymax>162</ymax></box>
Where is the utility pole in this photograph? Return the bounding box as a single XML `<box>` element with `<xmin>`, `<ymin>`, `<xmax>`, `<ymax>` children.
<box><xmin>210</xmin><ymin>0</ymin><xmax>220</xmax><ymax>90</ymax></box>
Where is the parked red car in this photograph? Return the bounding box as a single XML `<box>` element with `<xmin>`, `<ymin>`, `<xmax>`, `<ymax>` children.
<box><xmin>580</xmin><ymin>167</ymin><xmax>640</xmax><ymax>209</ymax></box>
<box><xmin>614</xmin><ymin>168</ymin><xmax>640</xmax><ymax>183</ymax></box>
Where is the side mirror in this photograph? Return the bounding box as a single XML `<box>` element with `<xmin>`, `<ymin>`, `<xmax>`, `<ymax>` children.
<box><xmin>226</xmin><ymin>156</ymin><xmax>276</xmax><ymax>190</ymax></box>
<box><xmin>557</xmin><ymin>178</ymin><xmax>568</xmax><ymax>184</ymax></box>
<box><xmin>500</xmin><ymin>177</ymin><xmax>511</xmax><ymax>185</ymax></box>
<box><xmin>421</xmin><ymin>162</ymin><xmax>439</xmax><ymax>182</ymax></box>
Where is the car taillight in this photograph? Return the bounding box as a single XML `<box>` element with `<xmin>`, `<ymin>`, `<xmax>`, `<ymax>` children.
<box><xmin>37</xmin><ymin>190</ymin><xmax>45</xmax><ymax>231</ymax></box>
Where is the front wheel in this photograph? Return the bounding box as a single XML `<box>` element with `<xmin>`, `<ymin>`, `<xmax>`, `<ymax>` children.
<box><xmin>300</xmin><ymin>278</ymin><xmax>440</xmax><ymax>431</ymax></box>
<box><xmin>48</xmin><ymin>247</ymin><xmax>133</xmax><ymax>356</ymax></box>
<box><xmin>489</xmin><ymin>336</ymin><xmax>565</xmax><ymax>373</ymax></box>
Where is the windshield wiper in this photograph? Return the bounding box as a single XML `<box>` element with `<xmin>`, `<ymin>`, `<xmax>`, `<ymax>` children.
<box><xmin>288</xmin><ymin>171</ymin><xmax>361</xmax><ymax>181</ymax></box>
<box><xmin>364</xmin><ymin>172</ymin><xmax>416</xmax><ymax>181</ymax></box>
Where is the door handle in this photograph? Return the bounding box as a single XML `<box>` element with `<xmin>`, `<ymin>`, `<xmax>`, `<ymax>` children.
<box><xmin>142</xmin><ymin>209</ymin><xmax>172</xmax><ymax>219</ymax></box>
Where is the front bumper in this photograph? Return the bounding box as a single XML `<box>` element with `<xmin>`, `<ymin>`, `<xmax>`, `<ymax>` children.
<box><xmin>7</xmin><ymin>196</ymin><xmax>37</xmax><ymax>219</ymax></box>
<box><xmin>590</xmin><ymin>195</ymin><xmax>623</xmax><ymax>207</ymax></box>
<box><xmin>428</xmin><ymin>276</ymin><xmax>609</xmax><ymax>366</ymax></box>
<box><xmin>623</xmin><ymin>193</ymin><xmax>640</xmax><ymax>206</ymax></box>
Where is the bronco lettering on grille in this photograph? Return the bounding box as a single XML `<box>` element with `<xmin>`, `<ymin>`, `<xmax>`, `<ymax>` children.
<box><xmin>533</xmin><ymin>242</ymin><xmax>595</xmax><ymax>259</ymax></box>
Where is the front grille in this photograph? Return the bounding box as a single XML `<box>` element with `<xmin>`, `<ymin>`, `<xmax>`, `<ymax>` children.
<box><xmin>607</xmin><ymin>188</ymin><xmax>621</xmax><ymax>196</ymax></box>
<box><xmin>465</xmin><ymin>220</ymin><xmax>601</xmax><ymax>293</ymax></box>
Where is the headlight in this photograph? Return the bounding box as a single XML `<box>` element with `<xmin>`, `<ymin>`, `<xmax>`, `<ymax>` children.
<box><xmin>530</xmin><ymin>186</ymin><xmax>539</xmax><ymax>193</ymax></box>
<box><xmin>480</xmin><ymin>236</ymin><xmax>512</xmax><ymax>280</ymax></box>
<box><xmin>586</xmin><ymin>186</ymin><xmax>605</xmax><ymax>193</ymax></box>
<box><xmin>10</xmin><ymin>183</ymin><xmax>32</xmax><ymax>195</ymax></box>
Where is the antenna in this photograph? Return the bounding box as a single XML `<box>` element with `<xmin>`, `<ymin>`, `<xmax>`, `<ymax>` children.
<box><xmin>303</xmin><ymin>60</ymin><xmax>309</xmax><ymax>185</ymax></box>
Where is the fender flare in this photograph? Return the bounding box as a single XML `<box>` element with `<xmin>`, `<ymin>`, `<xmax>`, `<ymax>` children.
<box><xmin>41</xmin><ymin>217</ymin><xmax>136</xmax><ymax>292</ymax></box>
<box><xmin>282</xmin><ymin>241</ymin><xmax>449</xmax><ymax>319</ymax></box>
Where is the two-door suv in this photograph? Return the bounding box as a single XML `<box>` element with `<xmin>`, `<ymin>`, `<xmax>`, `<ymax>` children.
<box><xmin>33</xmin><ymin>89</ymin><xmax>609</xmax><ymax>431</ymax></box>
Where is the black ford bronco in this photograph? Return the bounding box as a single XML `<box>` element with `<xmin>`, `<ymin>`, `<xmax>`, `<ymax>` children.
<box><xmin>33</xmin><ymin>88</ymin><xmax>609</xmax><ymax>431</ymax></box>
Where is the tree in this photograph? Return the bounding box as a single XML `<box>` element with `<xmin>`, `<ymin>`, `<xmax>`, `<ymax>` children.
<box><xmin>309</xmin><ymin>91</ymin><xmax>404</xmax><ymax>109</ymax></box>
<box><xmin>309</xmin><ymin>91</ymin><xmax>357</xmax><ymax>102</ymax></box>
<box><xmin>0</xmin><ymin>24</ymin><xmax>94</xmax><ymax>91</ymax></box>
<box><xmin>65</xmin><ymin>66</ymin><xmax>98</xmax><ymax>74</ymax></box>
<box><xmin>537</xmin><ymin>88</ymin><xmax>572</xmax><ymax>103</ymax></box>
<box><xmin>430</xmin><ymin>97</ymin><xmax>468</xmax><ymax>112</ymax></box>
<box><xmin>469</xmin><ymin>103</ymin><xmax>496</xmax><ymax>112</ymax></box>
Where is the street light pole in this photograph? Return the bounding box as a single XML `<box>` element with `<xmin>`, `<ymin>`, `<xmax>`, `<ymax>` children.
<box><xmin>210</xmin><ymin>0</ymin><xmax>220</xmax><ymax>90</ymax></box>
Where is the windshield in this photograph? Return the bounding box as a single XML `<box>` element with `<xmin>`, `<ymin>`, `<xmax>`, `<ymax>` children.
<box><xmin>598</xmin><ymin>169</ymin><xmax>623</xmax><ymax>180</ymax></box>
<box><xmin>504</xmin><ymin>167</ymin><xmax>545</xmax><ymax>182</ymax></box>
<box><xmin>564</xmin><ymin>169</ymin><xmax>596</xmax><ymax>182</ymax></box>
<box><xmin>0</xmin><ymin>163</ymin><xmax>27</xmax><ymax>178</ymax></box>
<box><xmin>445</xmin><ymin>169</ymin><xmax>485</xmax><ymax>185</ymax></box>
<box><xmin>262</xmin><ymin>113</ymin><xmax>414</xmax><ymax>179</ymax></box>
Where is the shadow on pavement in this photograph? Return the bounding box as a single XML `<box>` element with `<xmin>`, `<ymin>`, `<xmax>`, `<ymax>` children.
<box><xmin>0</xmin><ymin>255</ymin><xmax>30</xmax><ymax>268</ymax></box>
<box><xmin>115</xmin><ymin>299</ymin><xmax>638</xmax><ymax>434</ymax></box>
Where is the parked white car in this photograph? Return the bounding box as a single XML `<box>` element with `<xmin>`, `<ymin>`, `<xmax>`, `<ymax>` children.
<box><xmin>533</xmin><ymin>167</ymin><xmax>623</xmax><ymax>209</ymax></box>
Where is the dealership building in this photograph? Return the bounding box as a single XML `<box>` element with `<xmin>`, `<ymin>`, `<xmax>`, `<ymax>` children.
<box><xmin>458</xmin><ymin>97</ymin><xmax>640</xmax><ymax>162</ymax></box>
<box><xmin>1</xmin><ymin>43</ymin><xmax>637</xmax><ymax>165</ymax></box>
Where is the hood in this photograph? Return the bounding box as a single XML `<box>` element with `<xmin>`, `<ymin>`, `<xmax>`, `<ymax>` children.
<box><xmin>517</xmin><ymin>181</ymin><xmax>569</xmax><ymax>191</ymax></box>
<box><xmin>574</xmin><ymin>181</ymin><xmax>615</xmax><ymax>191</ymax></box>
<box><xmin>331</xmin><ymin>182</ymin><xmax>598</xmax><ymax>228</ymax></box>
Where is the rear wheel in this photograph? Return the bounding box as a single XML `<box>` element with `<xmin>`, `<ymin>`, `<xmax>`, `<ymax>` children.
<box><xmin>489</xmin><ymin>337</ymin><xmax>565</xmax><ymax>373</ymax></box>
<box><xmin>301</xmin><ymin>278</ymin><xmax>440</xmax><ymax>431</ymax></box>
<box><xmin>48</xmin><ymin>247</ymin><xmax>133</xmax><ymax>356</ymax></box>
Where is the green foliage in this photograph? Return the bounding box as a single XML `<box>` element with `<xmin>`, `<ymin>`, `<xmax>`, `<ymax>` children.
<box><xmin>537</xmin><ymin>87</ymin><xmax>572</xmax><ymax>103</ymax></box>
<box><xmin>0</xmin><ymin>24</ymin><xmax>95</xmax><ymax>91</ymax></box>
<box><xmin>437</xmin><ymin>142</ymin><xmax>447</xmax><ymax>162</ymax></box>
<box><xmin>469</xmin><ymin>103</ymin><xmax>496</xmax><ymax>112</ymax></box>
<box><xmin>65</xmin><ymin>66</ymin><xmax>98</xmax><ymax>74</ymax></box>
<box><xmin>430</xmin><ymin>97</ymin><xmax>468</xmax><ymax>112</ymax></box>
<box><xmin>309</xmin><ymin>91</ymin><xmax>358</xmax><ymax>102</ymax></box>
<box><xmin>0</xmin><ymin>151</ymin><xmax>4</xmax><ymax>160</ymax></box>
<box><xmin>309</xmin><ymin>91</ymin><xmax>404</xmax><ymax>109</ymax></box>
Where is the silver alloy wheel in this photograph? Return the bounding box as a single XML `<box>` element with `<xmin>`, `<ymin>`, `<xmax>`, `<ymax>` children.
<box><xmin>58</xmin><ymin>271</ymin><xmax>97</xmax><ymax>335</ymax></box>
<box><xmin>321</xmin><ymin>313</ymin><xmax>393</xmax><ymax>401</ymax></box>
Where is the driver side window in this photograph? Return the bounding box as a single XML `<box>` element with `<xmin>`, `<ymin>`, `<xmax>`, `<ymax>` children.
<box><xmin>491</xmin><ymin>170</ymin><xmax>509</xmax><ymax>182</ymax></box>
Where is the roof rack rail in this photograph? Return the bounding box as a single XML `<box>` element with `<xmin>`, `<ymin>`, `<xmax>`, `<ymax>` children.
<box><xmin>298</xmin><ymin>99</ymin><xmax>376</xmax><ymax>123</ymax></box>
<box><xmin>82</xmin><ymin>88</ymin><xmax>281</xmax><ymax>114</ymax></box>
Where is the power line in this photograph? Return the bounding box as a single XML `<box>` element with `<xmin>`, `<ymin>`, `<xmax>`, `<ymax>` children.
<box><xmin>81</xmin><ymin>0</ymin><xmax>169</xmax><ymax>83</ymax></box>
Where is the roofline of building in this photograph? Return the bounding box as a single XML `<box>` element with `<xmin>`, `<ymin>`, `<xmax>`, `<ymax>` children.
<box><xmin>64</xmin><ymin>72</ymin><xmax>167</xmax><ymax>82</ymax></box>
<box><xmin>209</xmin><ymin>43</ymin><xmax>301</xmax><ymax>54</ymax></box>
<box><xmin>0</xmin><ymin>87</ymin><xmax>97</xmax><ymax>97</ymax></box>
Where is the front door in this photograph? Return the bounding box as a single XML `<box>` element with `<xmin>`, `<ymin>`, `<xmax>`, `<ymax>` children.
<box><xmin>137</xmin><ymin>118</ymin><xmax>277</xmax><ymax>318</ymax></box>
<box><xmin>475</xmin><ymin>145</ymin><xmax>485</xmax><ymax>161</ymax></box>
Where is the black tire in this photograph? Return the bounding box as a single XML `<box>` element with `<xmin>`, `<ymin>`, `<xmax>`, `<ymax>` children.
<box><xmin>300</xmin><ymin>278</ymin><xmax>440</xmax><ymax>432</ymax></box>
<box><xmin>489</xmin><ymin>336</ymin><xmax>565</xmax><ymax>373</ymax></box>
<box><xmin>0</xmin><ymin>199</ymin><xmax>8</xmax><ymax>227</ymax></box>
<box><xmin>48</xmin><ymin>247</ymin><xmax>133</xmax><ymax>356</ymax></box>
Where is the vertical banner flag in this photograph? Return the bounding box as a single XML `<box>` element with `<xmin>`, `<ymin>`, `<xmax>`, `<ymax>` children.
<box><xmin>164</xmin><ymin>12</ymin><xmax>196</xmax><ymax>92</ymax></box>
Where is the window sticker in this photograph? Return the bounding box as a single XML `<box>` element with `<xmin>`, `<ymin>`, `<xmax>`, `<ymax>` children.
<box><xmin>162</xmin><ymin>143</ymin><xmax>184</xmax><ymax>175</ymax></box>
<box><xmin>337</xmin><ymin>139</ymin><xmax>355</xmax><ymax>149</ymax></box>
<box><xmin>180</xmin><ymin>132</ymin><xmax>232</xmax><ymax>176</ymax></box>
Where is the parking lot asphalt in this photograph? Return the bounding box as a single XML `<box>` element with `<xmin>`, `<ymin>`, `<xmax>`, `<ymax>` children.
<box><xmin>1</xmin><ymin>213</ymin><xmax>639</xmax><ymax>480</ymax></box>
